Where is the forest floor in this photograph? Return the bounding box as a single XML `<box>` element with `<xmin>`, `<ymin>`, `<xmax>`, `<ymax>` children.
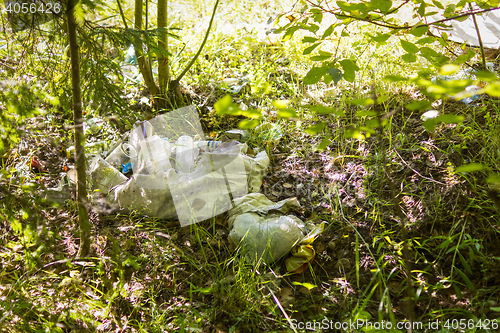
<box><xmin>2</xmin><ymin>1</ymin><xmax>500</xmax><ymax>332</ymax></box>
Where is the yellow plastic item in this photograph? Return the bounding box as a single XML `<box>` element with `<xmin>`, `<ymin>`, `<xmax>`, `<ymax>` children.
<box><xmin>285</xmin><ymin>222</ymin><xmax>326</xmax><ymax>274</ymax></box>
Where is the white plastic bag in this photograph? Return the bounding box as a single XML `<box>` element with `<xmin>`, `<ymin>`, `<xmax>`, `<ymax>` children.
<box><xmin>228</xmin><ymin>193</ymin><xmax>305</xmax><ymax>264</ymax></box>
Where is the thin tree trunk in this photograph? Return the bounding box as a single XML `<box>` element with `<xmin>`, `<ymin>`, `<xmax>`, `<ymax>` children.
<box><xmin>66</xmin><ymin>0</ymin><xmax>91</xmax><ymax>257</ymax></box>
<box><xmin>134</xmin><ymin>0</ymin><xmax>159</xmax><ymax>97</ymax></box>
<box><xmin>157</xmin><ymin>0</ymin><xmax>169</xmax><ymax>103</ymax></box>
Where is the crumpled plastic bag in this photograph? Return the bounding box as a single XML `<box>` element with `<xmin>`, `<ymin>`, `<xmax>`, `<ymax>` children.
<box><xmin>105</xmin><ymin>141</ymin><xmax>269</xmax><ymax>224</ymax></box>
<box><xmin>88</xmin><ymin>156</ymin><xmax>128</xmax><ymax>193</ymax></box>
<box><xmin>108</xmin><ymin>171</ymin><xmax>177</xmax><ymax>219</ymax></box>
<box><xmin>228</xmin><ymin>193</ymin><xmax>305</xmax><ymax>264</ymax></box>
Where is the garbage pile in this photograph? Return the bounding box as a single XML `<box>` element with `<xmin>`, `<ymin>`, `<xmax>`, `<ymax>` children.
<box><xmin>86</xmin><ymin>106</ymin><xmax>269</xmax><ymax>226</ymax></box>
<box><xmin>53</xmin><ymin>105</ymin><xmax>325</xmax><ymax>270</ymax></box>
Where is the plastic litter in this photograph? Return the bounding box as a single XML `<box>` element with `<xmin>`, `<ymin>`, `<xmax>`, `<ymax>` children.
<box><xmin>31</xmin><ymin>156</ymin><xmax>47</xmax><ymax>173</ymax></box>
<box><xmin>84</xmin><ymin>118</ymin><xmax>103</xmax><ymax>135</ymax></box>
<box><xmin>254</xmin><ymin>123</ymin><xmax>283</xmax><ymax>141</ymax></box>
<box><xmin>44</xmin><ymin>173</ymin><xmax>74</xmax><ymax>204</ymax></box>
<box><xmin>285</xmin><ymin>222</ymin><xmax>326</xmax><ymax>274</ymax></box>
<box><xmin>430</xmin><ymin>7</ymin><xmax>500</xmax><ymax>49</ymax></box>
<box><xmin>137</xmin><ymin>135</ymin><xmax>172</xmax><ymax>174</ymax></box>
<box><xmin>82</xmin><ymin>106</ymin><xmax>270</xmax><ymax>225</ymax></box>
<box><xmin>421</xmin><ymin>110</ymin><xmax>439</xmax><ymax>121</ymax></box>
<box><xmin>195</xmin><ymin>140</ymin><xmax>222</xmax><ymax>152</ymax></box>
<box><xmin>105</xmin><ymin>141</ymin><xmax>137</xmax><ymax>169</ymax></box>
<box><xmin>460</xmin><ymin>85</ymin><xmax>482</xmax><ymax>105</ymax></box>
<box><xmin>431</xmin><ymin>68</ymin><xmax>485</xmax><ymax>104</ymax></box>
<box><xmin>124</xmin><ymin>45</ymin><xmax>138</xmax><ymax>65</ymax></box>
<box><xmin>88</xmin><ymin>156</ymin><xmax>128</xmax><ymax>193</ymax></box>
<box><xmin>122</xmin><ymin>163</ymin><xmax>133</xmax><ymax>174</ymax></box>
<box><xmin>173</xmin><ymin>135</ymin><xmax>198</xmax><ymax>173</ymax></box>
<box><xmin>67</xmin><ymin>141</ymin><xmax>109</xmax><ymax>159</ymax></box>
<box><xmin>223</xmin><ymin>129</ymin><xmax>249</xmax><ymax>143</ymax></box>
<box><xmin>221</xmin><ymin>76</ymin><xmax>251</xmax><ymax>94</ymax></box>
<box><xmin>227</xmin><ymin>193</ymin><xmax>305</xmax><ymax>264</ymax></box>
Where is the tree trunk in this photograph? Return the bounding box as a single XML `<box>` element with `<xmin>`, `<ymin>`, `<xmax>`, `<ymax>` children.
<box><xmin>157</xmin><ymin>0</ymin><xmax>169</xmax><ymax>99</ymax></box>
<box><xmin>66</xmin><ymin>0</ymin><xmax>91</xmax><ymax>257</ymax></box>
<box><xmin>131</xmin><ymin>0</ymin><xmax>218</xmax><ymax>110</ymax></box>
<box><xmin>134</xmin><ymin>0</ymin><xmax>159</xmax><ymax>98</ymax></box>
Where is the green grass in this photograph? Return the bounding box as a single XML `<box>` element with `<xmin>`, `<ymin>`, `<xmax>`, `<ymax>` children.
<box><xmin>2</xmin><ymin>0</ymin><xmax>500</xmax><ymax>332</ymax></box>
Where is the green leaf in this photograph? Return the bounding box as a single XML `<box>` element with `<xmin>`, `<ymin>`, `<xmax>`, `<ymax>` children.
<box><xmin>411</xmin><ymin>25</ymin><xmax>429</xmax><ymax>37</ymax></box>
<box><xmin>277</xmin><ymin>109</ymin><xmax>298</xmax><ymax>118</ymax></box>
<box><xmin>432</xmin><ymin>0</ymin><xmax>444</xmax><ymax>9</ymax></box>
<box><xmin>454</xmin><ymin>50</ymin><xmax>475</xmax><ymax>64</ymax></box>
<box><xmin>439</xmin><ymin>64</ymin><xmax>460</xmax><ymax>75</ymax></box>
<box><xmin>458</xmin><ymin>252</ymin><xmax>472</xmax><ymax>274</ymax></box>
<box><xmin>305</xmin><ymin>122</ymin><xmax>325</xmax><ymax>135</ymax></box>
<box><xmin>214</xmin><ymin>95</ymin><xmax>240</xmax><ymax>115</ymax></box>
<box><xmin>282</xmin><ymin>26</ymin><xmax>300</xmax><ymax>42</ymax></box>
<box><xmin>475</xmin><ymin>70</ymin><xmax>499</xmax><ymax>82</ymax></box>
<box><xmin>337</xmin><ymin>1</ymin><xmax>368</xmax><ymax>13</ymax></box>
<box><xmin>340</xmin><ymin>59</ymin><xmax>359</xmax><ymax>82</ymax></box>
<box><xmin>401</xmin><ymin>40</ymin><xmax>420</xmax><ymax>54</ymax></box>
<box><xmin>356</xmin><ymin>110</ymin><xmax>378</xmax><ymax>117</ymax></box>
<box><xmin>300</xmin><ymin>23</ymin><xmax>320</xmax><ymax>33</ymax></box>
<box><xmin>238</xmin><ymin>119</ymin><xmax>259</xmax><ymax>129</ymax></box>
<box><xmin>310</xmin><ymin>105</ymin><xmax>343</xmax><ymax>115</ymax></box>
<box><xmin>490</xmin><ymin>307</ymin><xmax>500</xmax><ymax>312</ymax></box>
<box><xmin>438</xmin><ymin>32</ymin><xmax>449</xmax><ymax>47</ymax></box>
<box><xmin>302</xmin><ymin>36</ymin><xmax>318</xmax><ymax>43</ymax></box>
<box><xmin>313</xmin><ymin>13</ymin><xmax>323</xmax><ymax>24</ymax></box>
<box><xmin>369</xmin><ymin>0</ymin><xmax>392</xmax><ymax>13</ymax></box>
<box><xmin>303</xmin><ymin>66</ymin><xmax>329</xmax><ymax>85</ymax></box>
<box><xmin>349</xmin><ymin>98</ymin><xmax>374</xmax><ymax>106</ymax></box>
<box><xmin>444</xmin><ymin>4</ymin><xmax>456</xmax><ymax>16</ymax></box>
<box><xmin>456</xmin><ymin>163</ymin><xmax>486</xmax><ymax>173</ymax></box>
<box><xmin>311</xmin><ymin>51</ymin><xmax>333</xmax><ymax>61</ymax></box>
<box><xmin>272</xmin><ymin>100</ymin><xmax>290</xmax><ymax>109</ymax></box>
<box><xmin>416</xmin><ymin>36</ymin><xmax>436</xmax><ymax>44</ymax></box>
<box><xmin>240</xmin><ymin>108</ymin><xmax>262</xmax><ymax>119</ymax></box>
<box><xmin>344</xmin><ymin>129</ymin><xmax>365</xmax><ymax>140</ymax></box>
<box><xmin>369</xmin><ymin>33</ymin><xmax>391</xmax><ymax>43</ymax></box>
<box><xmin>328</xmin><ymin>67</ymin><xmax>343</xmax><ymax>84</ymax></box>
<box><xmin>455</xmin><ymin>267</ymin><xmax>475</xmax><ymax>291</ymax></box>
<box><xmin>420</xmin><ymin>47</ymin><xmax>449</xmax><ymax>65</ymax></box>
<box><xmin>402</xmin><ymin>53</ymin><xmax>417</xmax><ymax>62</ymax></box>
<box><xmin>303</xmin><ymin>42</ymin><xmax>321</xmax><ymax>55</ymax></box>
<box><xmin>406</xmin><ymin>100</ymin><xmax>433</xmax><ymax>110</ymax></box>
<box><xmin>322</xmin><ymin>24</ymin><xmax>335</xmax><ymax>39</ymax></box>
<box><xmin>417</xmin><ymin>2</ymin><xmax>427</xmax><ymax>16</ymax></box>
<box><xmin>423</xmin><ymin>114</ymin><xmax>464</xmax><ymax>132</ymax></box>
<box><xmin>420</xmin><ymin>46</ymin><xmax>440</xmax><ymax>57</ymax></box>
<box><xmin>292</xmin><ymin>281</ymin><xmax>317</xmax><ymax>290</ymax></box>
<box><xmin>484</xmin><ymin>82</ymin><xmax>500</xmax><ymax>97</ymax></box>
<box><xmin>487</xmin><ymin>173</ymin><xmax>500</xmax><ymax>184</ymax></box>
<box><xmin>317</xmin><ymin>137</ymin><xmax>331</xmax><ymax>151</ymax></box>
<box><xmin>354</xmin><ymin>310</ymin><xmax>372</xmax><ymax>321</ymax></box>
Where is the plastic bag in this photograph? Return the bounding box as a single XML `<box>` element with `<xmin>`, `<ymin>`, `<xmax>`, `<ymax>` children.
<box><xmin>228</xmin><ymin>193</ymin><xmax>305</xmax><ymax>264</ymax></box>
<box><xmin>88</xmin><ymin>156</ymin><xmax>128</xmax><ymax>193</ymax></box>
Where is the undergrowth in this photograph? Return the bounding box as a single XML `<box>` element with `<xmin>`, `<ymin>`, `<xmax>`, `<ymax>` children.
<box><xmin>1</xmin><ymin>0</ymin><xmax>500</xmax><ymax>332</ymax></box>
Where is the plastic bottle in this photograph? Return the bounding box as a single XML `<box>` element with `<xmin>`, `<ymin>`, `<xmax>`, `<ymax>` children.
<box><xmin>139</xmin><ymin>135</ymin><xmax>170</xmax><ymax>174</ymax></box>
<box><xmin>194</xmin><ymin>140</ymin><xmax>221</xmax><ymax>152</ymax></box>
<box><xmin>175</xmin><ymin>135</ymin><xmax>199</xmax><ymax>173</ymax></box>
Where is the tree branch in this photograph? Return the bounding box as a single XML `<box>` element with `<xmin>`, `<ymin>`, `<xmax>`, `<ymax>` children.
<box><xmin>175</xmin><ymin>0</ymin><xmax>220</xmax><ymax>83</ymax></box>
